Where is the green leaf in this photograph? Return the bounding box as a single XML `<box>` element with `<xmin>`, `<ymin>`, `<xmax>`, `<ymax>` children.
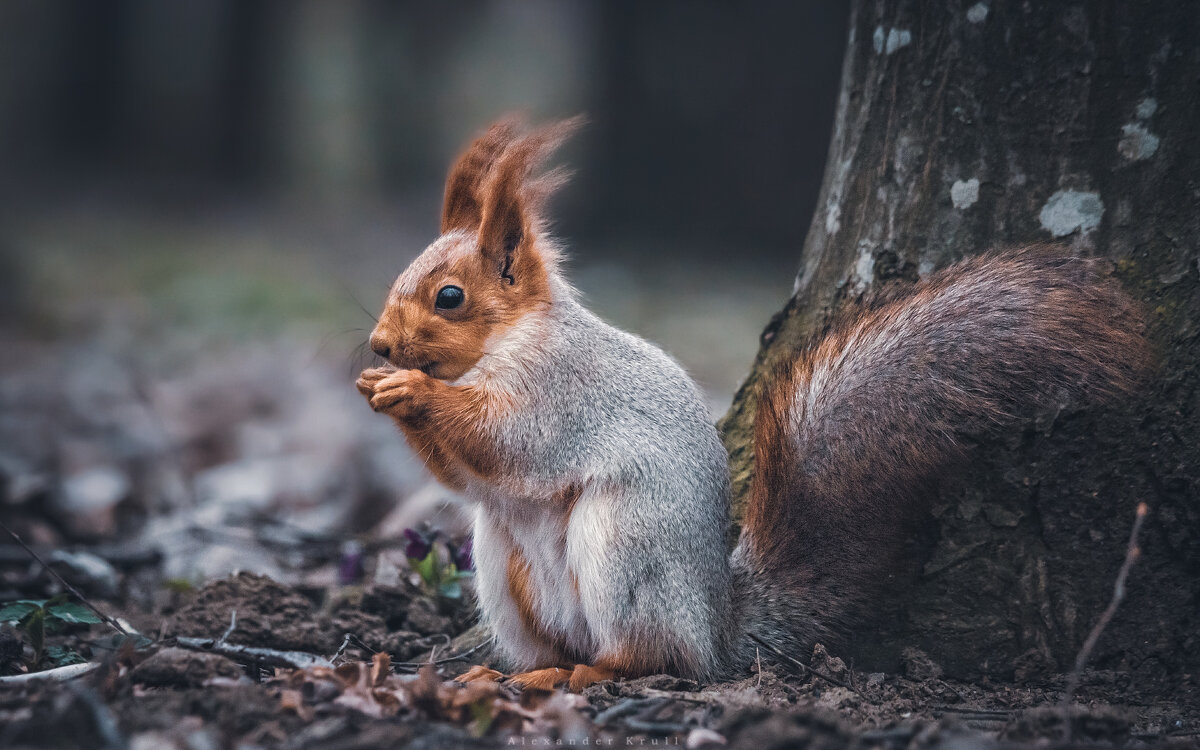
<box><xmin>23</xmin><ymin>609</ymin><xmax>45</xmax><ymax>663</ymax></box>
<box><xmin>44</xmin><ymin>645</ymin><xmax>86</xmax><ymax>666</ymax></box>
<box><xmin>163</xmin><ymin>578</ymin><xmax>194</xmax><ymax>594</ymax></box>
<box><xmin>412</xmin><ymin>550</ymin><xmax>438</xmax><ymax>588</ymax></box>
<box><xmin>0</xmin><ymin>601</ymin><xmax>44</xmax><ymax>623</ymax></box>
<box><xmin>46</xmin><ymin>602</ymin><xmax>103</xmax><ymax>625</ymax></box>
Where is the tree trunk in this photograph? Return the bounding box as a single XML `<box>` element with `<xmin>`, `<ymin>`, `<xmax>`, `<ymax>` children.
<box><xmin>720</xmin><ymin>0</ymin><xmax>1199</xmax><ymax>681</ymax></box>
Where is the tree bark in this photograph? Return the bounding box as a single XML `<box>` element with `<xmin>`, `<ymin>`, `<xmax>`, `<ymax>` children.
<box><xmin>720</xmin><ymin>0</ymin><xmax>1199</xmax><ymax>680</ymax></box>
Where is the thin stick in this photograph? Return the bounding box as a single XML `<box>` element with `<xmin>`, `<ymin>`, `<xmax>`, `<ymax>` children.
<box><xmin>0</xmin><ymin>662</ymin><xmax>100</xmax><ymax>684</ymax></box>
<box><xmin>173</xmin><ymin>637</ymin><xmax>332</xmax><ymax>670</ymax></box>
<box><xmin>933</xmin><ymin>705</ymin><xmax>1010</xmax><ymax>718</ymax></box>
<box><xmin>747</xmin><ymin>633</ymin><xmax>872</xmax><ymax>701</ymax></box>
<box><xmin>220</xmin><ymin>610</ymin><xmax>238</xmax><ymax>643</ymax></box>
<box><xmin>330</xmin><ymin>633</ymin><xmax>353</xmax><ymax>663</ymax></box>
<box><xmin>0</xmin><ymin>522</ymin><xmax>127</xmax><ymax>635</ymax></box>
<box><xmin>1061</xmin><ymin>503</ymin><xmax>1149</xmax><ymax>734</ymax></box>
<box><xmin>393</xmin><ymin>639</ymin><xmax>489</xmax><ymax>671</ymax></box>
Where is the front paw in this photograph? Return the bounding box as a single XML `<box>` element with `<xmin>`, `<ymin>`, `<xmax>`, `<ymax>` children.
<box><xmin>356</xmin><ymin>367</ymin><xmax>393</xmax><ymax>402</ymax></box>
<box><xmin>367</xmin><ymin>368</ymin><xmax>433</xmax><ymax>419</ymax></box>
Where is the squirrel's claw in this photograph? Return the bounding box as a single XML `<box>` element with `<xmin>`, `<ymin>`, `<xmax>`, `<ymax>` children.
<box><xmin>567</xmin><ymin>664</ymin><xmax>615</xmax><ymax>691</ymax></box>
<box><xmin>485</xmin><ymin>664</ymin><xmax>617</xmax><ymax>692</ymax></box>
<box><xmin>454</xmin><ymin>665</ymin><xmax>505</xmax><ymax>684</ymax></box>
<box><xmin>507</xmin><ymin>667</ymin><xmax>572</xmax><ymax>691</ymax></box>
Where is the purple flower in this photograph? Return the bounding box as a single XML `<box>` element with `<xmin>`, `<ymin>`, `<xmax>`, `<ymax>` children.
<box><xmin>338</xmin><ymin>540</ymin><xmax>364</xmax><ymax>585</ymax></box>
<box><xmin>403</xmin><ymin>528</ymin><xmax>432</xmax><ymax>560</ymax></box>
<box><xmin>453</xmin><ymin>538</ymin><xmax>474</xmax><ymax>571</ymax></box>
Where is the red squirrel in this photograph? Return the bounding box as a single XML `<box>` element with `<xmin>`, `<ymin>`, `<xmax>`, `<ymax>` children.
<box><xmin>356</xmin><ymin>118</ymin><xmax>1150</xmax><ymax>691</ymax></box>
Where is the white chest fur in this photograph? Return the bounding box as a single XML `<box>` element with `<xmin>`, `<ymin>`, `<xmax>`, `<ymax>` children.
<box><xmin>471</xmin><ymin>492</ymin><xmax>611</xmax><ymax>670</ymax></box>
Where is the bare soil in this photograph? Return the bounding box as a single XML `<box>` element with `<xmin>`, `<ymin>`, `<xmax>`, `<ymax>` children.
<box><xmin>1</xmin><ymin>572</ymin><xmax>1196</xmax><ymax>749</ymax></box>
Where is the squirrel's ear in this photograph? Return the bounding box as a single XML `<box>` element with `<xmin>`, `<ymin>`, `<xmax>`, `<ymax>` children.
<box><xmin>441</xmin><ymin>118</ymin><xmax>520</xmax><ymax>234</ymax></box>
<box><xmin>476</xmin><ymin>117</ymin><xmax>582</xmax><ymax>278</ymax></box>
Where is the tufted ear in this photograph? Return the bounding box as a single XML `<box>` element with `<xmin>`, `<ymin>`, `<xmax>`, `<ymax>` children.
<box><xmin>441</xmin><ymin>118</ymin><xmax>521</xmax><ymax>234</ymax></box>
<box><xmin>476</xmin><ymin>117</ymin><xmax>582</xmax><ymax>280</ymax></box>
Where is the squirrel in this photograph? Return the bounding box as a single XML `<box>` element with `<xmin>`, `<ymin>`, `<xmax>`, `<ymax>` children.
<box><xmin>356</xmin><ymin>117</ymin><xmax>1151</xmax><ymax>691</ymax></box>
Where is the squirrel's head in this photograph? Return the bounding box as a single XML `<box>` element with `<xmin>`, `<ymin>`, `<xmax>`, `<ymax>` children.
<box><xmin>369</xmin><ymin>117</ymin><xmax>580</xmax><ymax>381</ymax></box>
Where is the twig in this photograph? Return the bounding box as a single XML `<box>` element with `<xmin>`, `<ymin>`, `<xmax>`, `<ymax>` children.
<box><xmin>0</xmin><ymin>662</ymin><xmax>100</xmax><ymax>683</ymax></box>
<box><xmin>623</xmin><ymin>719</ymin><xmax>692</xmax><ymax>735</ymax></box>
<box><xmin>344</xmin><ymin>633</ymin><xmax>379</xmax><ymax>655</ymax></box>
<box><xmin>932</xmin><ymin>705</ymin><xmax>1011</xmax><ymax>718</ymax></box>
<box><xmin>638</xmin><ymin>688</ymin><xmax>719</xmax><ymax>705</ymax></box>
<box><xmin>594</xmin><ymin>698</ymin><xmax>658</xmax><ymax>726</ymax></box>
<box><xmin>0</xmin><ymin>522</ymin><xmax>127</xmax><ymax>635</ymax></box>
<box><xmin>173</xmin><ymin>637</ymin><xmax>332</xmax><ymax>670</ymax></box>
<box><xmin>605</xmin><ymin>698</ymin><xmax>691</xmax><ymax>736</ymax></box>
<box><xmin>220</xmin><ymin>610</ymin><xmax>238</xmax><ymax>643</ymax></box>
<box><xmin>1060</xmin><ymin>502</ymin><xmax>1149</xmax><ymax>738</ymax></box>
<box><xmin>330</xmin><ymin>633</ymin><xmax>353</xmax><ymax>663</ymax></box>
<box><xmin>393</xmin><ymin>639</ymin><xmax>489</xmax><ymax>671</ymax></box>
<box><xmin>747</xmin><ymin>633</ymin><xmax>873</xmax><ymax>702</ymax></box>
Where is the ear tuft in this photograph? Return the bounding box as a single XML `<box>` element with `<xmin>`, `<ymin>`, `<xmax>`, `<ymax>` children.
<box><xmin>476</xmin><ymin>116</ymin><xmax>583</xmax><ymax>268</ymax></box>
<box><xmin>441</xmin><ymin>116</ymin><xmax>522</xmax><ymax>234</ymax></box>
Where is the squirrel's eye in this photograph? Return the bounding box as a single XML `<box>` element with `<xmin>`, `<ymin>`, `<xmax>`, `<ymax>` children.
<box><xmin>435</xmin><ymin>285</ymin><xmax>464</xmax><ymax>310</ymax></box>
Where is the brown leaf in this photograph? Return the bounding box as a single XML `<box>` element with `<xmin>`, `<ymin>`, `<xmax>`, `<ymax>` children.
<box><xmin>371</xmin><ymin>651</ymin><xmax>391</xmax><ymax>687</ymax></box>
<box><xmin>279</xmin><ymin>688</ymin><xmax>314</xmax><ymax>721</ymax></box>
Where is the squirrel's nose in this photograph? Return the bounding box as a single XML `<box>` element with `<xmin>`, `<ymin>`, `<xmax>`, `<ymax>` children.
<box><xmin>369</xmin><ymin>333</ymin><xmax>391</xmax><ymax>360</ymax></box>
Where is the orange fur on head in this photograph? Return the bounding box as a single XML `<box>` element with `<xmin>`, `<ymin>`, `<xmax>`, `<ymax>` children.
<box><xmin>369</xmin><ymin>117</ymin><xmax>582</xmax><ymax>381</ymax></box>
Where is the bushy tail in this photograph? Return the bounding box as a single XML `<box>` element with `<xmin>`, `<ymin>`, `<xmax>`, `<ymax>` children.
<box><xmin>730</xmin><ymin>246</ymin><xmax>1151</xmax><ymax>662</ymax></box>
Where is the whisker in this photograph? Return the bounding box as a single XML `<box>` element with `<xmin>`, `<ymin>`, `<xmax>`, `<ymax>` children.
<box><xmin>336</xmin><ymin>279</ymin><xmax>380</xmax><ymax>324</ymax></box>
<box><xmin>347</xmin><ymin>340</ymin><xmax>372</xmax><ymax>380</ymax></box>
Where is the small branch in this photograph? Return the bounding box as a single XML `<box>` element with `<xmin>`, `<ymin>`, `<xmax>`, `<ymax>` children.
<box><xmin>932</xmin><ymin>705</ymin><xmax>1011</xmax><ymax>718</ymax></box>
<box><xmin>1061</xmin><ymin>503</ymin><xmax>1149</xmax><ymax>735</ymax></box>
<box><xmin>637</xmin><ymin>688</ymin><xmax>720</xmax><ymax>705</ymax></box>
<box><xmin>220</xmin><ymin>610</ymin><xmax>238</xmax><ymax>643</ymax></box>
<box><xmin>747</xmin><ymin>633</ymin><xmax>873</xmax><ymax>702</ymax></box>
<box><xmin>173</xmin><ymin>637</ymin><xmax>332</xmax><ymax>670</ymax></box>
<box><xmin>0</xmin><ymin>522</ymin><xmax>127</xmax><ymax>635</ymax></box>
<box><xmin>330</xmin><ymin>633</ymin><xmax>353</xmax><ymax>663</ymax></box>
<box><xmin>393</xmin><ymin>639</ymin><xmax>489</xmax><ymax>671</ymax></box>
<box><xmin>0</xmin><ymin>662</ymin><xmax>100</xmax><ymax>683</ymax></box>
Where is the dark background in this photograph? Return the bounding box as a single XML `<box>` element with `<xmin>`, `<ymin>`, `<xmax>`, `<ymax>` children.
<box><xmin>0</xmin><ymin>2</ymin><xmax>844</xmax><ymax>254</ymax></box>
<box><xmin>0</xmin><ymin>1</ymin><xmax>848</xmax><ymax>405</ymax></box>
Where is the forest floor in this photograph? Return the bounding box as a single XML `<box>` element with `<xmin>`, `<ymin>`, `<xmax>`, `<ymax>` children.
<box><xmin>1</xmin><ymin>206</ymin><xmax>1197</xmax><ymax>748</ymax></box>
<box><xmin>1</xmin><ymin>570</ymin><xmax>1197</xmax><ymax>749</ymax></box>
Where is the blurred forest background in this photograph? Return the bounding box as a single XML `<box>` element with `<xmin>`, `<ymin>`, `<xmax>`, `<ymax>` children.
<box><xmin>0</xmin><ymin>2</ymin><xmax>846</xmax><ymax>582</ymax></box>
<box><xmin>0</xmin><ymin>0</ymin><xmax>847</xmax><ymax>405</ymax></box>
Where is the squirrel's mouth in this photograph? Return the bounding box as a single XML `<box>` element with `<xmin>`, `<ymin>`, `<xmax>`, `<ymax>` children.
<box><xmin>400</xmin><ymin>358</ymin><xmax>437</xmax><ymax>377</ymax></box>
<box><xmin>385</xmin><ymin>349</ymin><xmax>435</xmax><ymax>375</ymax></box>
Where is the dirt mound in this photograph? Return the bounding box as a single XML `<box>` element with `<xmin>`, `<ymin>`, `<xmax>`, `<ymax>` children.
<box><xmin>168</xmin><ymin>573</ymin><xmax>335</xmax><ymax>653</ymax></box>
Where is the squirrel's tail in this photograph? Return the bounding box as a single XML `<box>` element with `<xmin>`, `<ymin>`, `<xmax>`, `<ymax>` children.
<box><xmin>729</xmin><ymin>246</ymin><xmax>1151</xmax><ymax>664</ymax></box>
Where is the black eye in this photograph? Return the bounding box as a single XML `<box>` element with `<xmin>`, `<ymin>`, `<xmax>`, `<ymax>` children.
<box><xmin>435</xmin><ymin>285</ymin><xmax>464</xmax><ymax>310</ymax></box>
